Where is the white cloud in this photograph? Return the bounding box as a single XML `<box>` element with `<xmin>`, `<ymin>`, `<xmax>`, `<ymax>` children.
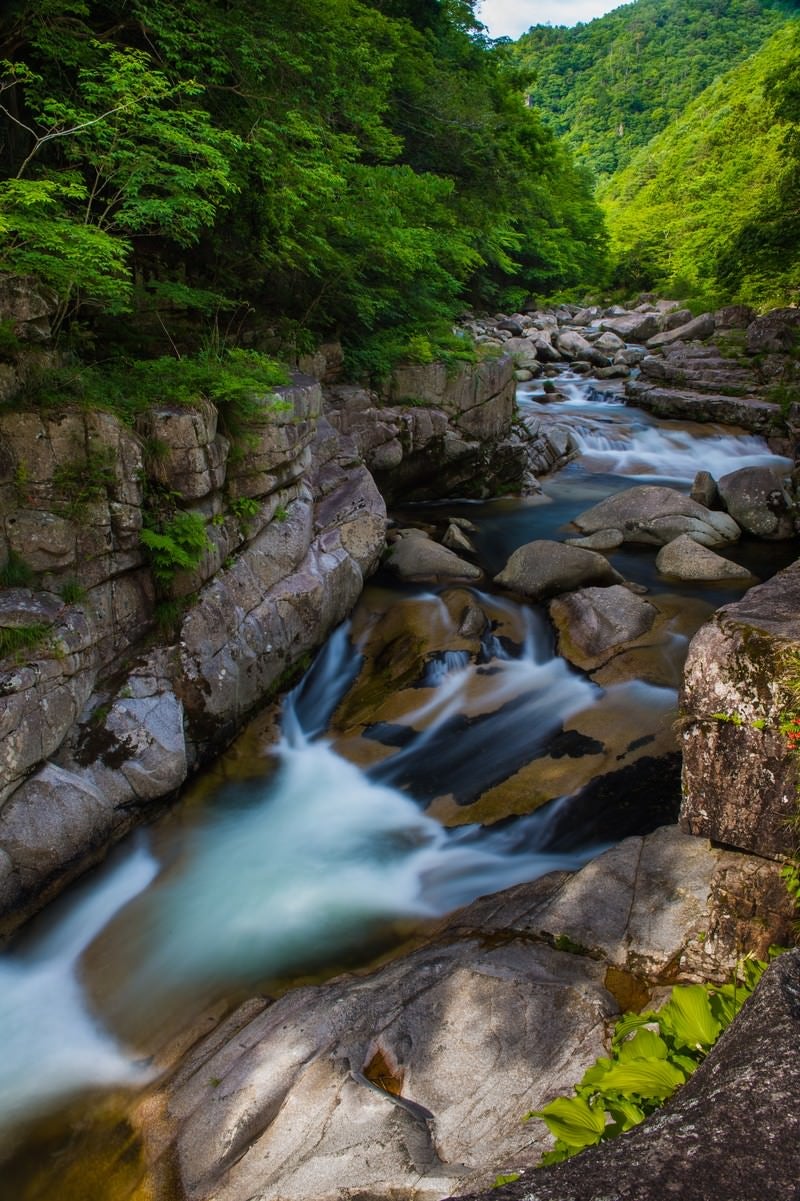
<box><xmin>476</xmin><ymin>0</ymin><xmax>624</xmax><ymax>40</ymax></box>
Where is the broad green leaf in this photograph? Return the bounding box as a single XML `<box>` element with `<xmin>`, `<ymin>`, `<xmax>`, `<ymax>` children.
<box><xmin>605</xmin><ymin>1097</ymin><xmax>646</xmax><ymax>1133</ymax></box>
<box><xmin>659</xmin><ymin>985</ymin><xmax>721</xmax><ymax>1049</ymax></box>
<box><xmin>527</xmin><ymin>1095</ymin><xmax>607</xmax><ymax>1149</ymax></box>
<box><xmin>617</xmin><ymin>1028</ymin><xmax>669</xmax><ymax>1062</ymax></box>
<box><xmin>597</xmin><ymin>1057</ymin><xmax>687</xmax><ymax>1100</ymax></box>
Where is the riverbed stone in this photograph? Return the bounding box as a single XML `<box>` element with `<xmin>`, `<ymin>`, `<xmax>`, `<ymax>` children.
<box><xmin>655</xmin><ymin>535</ymin><xmax>754</xmax><ymax>581</ymax></box>
<box><xmin>565</xmin><ymin>529</ymin><xmax>624</xmax><ymax>551</ymax></box>
<box><xmin>647</xmin><ymin>312</ymin><xmax>716</xmax><ymax>349</ymax></box>
<box><xmin>717</xmin><ymin>464</ymin><xmax>797</xmax><ymax>539</ymax></box>
<box><xmin>385</xmin><ymin>531</ymin><xmax>482</xmax><ymax>583</ymax></box>
<box><xmin>549</xmin><ymin>585</ymin><xmax>657</xmax><ymax>670</ymax></box>
<box><xmin>690</xmin><ymin>469</ymin><xmax>718</xmax><ymax>509</ymax></box>
<box><xmin>454</xmin><ymin>949</ymin><xmax>800</xmax><ymax>1201</ymax></box>
<box><xmin>495</xmin><ymin>540</ymin><xmax>623</xmax><ymax>601</ymax></box>
<box><xmin>599</xmin><ymin>312</ymin><xmax>660</xmax><ymax>342</ymax></box>
<box><xmin>746</xmin><ymin>307</ymin><xmax>800</xmax><ymax>354</ymax></box>
<box><xmin>680</xmin><ymin>560</ymin><xmax>800</xmax><ymax>858</ymax></box>
<box><xmin>572</xmin><ymin>485</ymin><xmax>741</xmax><ymax>546</ymax></box>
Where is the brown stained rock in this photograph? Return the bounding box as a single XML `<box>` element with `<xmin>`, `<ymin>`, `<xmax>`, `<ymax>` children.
<box><xmin>453</xmin><ymin>950</ymin><xmax>800</xmax><ymax>1201</ymax></box>
<box><xmin>679</xmin><ymin>560</ymin><xmax>800</xmax><ymax>859</ymax></box>
<box><xmin>549</xmin><ymin>585</ymin><xmax>657</xmax><ymax>671</ymax></box>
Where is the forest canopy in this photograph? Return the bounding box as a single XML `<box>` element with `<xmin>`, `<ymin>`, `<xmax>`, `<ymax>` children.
<box><xmin>0</xmin><ymin>0</ymin><xmax>607</xmax><ymax>369</ymax></box>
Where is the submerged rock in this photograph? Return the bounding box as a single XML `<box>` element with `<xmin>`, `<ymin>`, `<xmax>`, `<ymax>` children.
<box><xmin>494</xmin><ymin>540</ymin><xmax>623</xmax><ymax>601</ymax></box>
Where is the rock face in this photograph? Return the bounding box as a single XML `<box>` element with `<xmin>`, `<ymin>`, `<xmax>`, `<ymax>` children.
<box><xmin>680</xmin><ymin>560</ymin><xmax>800</xmax><ymax>859</ymax></box>
<box><xmin>572</xmin><ymin>485</ymin><xmax>741</xmax><ymax>547</ymax></box>
<box><xmin>145</xmin><ymin>827</ymin><xmax>792</xmax><ymax>1201</ymax></box>
<box><xmin>495</xmin><ymin>541</ymin><xmax>623</xmax><ymax>601</ymax></box>
<box><xmin>455</xmin><ymin>949</ymin><xmax>800</xmax><ymax>1201</ymax></box>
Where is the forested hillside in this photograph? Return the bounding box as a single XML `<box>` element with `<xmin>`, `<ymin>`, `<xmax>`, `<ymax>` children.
<box><xmin>601</xmin><ymin>21</ymin><xmax>800</xmax><ymax>306</ymax></box>
<box><xmin>513</xmin><ymin>0</ymin><xmax>792</xmax><ymax>179</ymax></box>
<box><xmin>0</xmin><ymin>0</ymin><xmax>606</xmax><ymax>376</ymax></box>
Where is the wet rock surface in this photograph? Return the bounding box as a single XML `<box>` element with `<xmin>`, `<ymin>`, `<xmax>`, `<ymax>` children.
<box><xmin>495</xmin><ymin>540</ymin><xmax>623</xmax><ymax>601</ymax></box>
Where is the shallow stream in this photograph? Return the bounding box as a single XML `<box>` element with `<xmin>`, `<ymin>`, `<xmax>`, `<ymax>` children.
<box><xmin>1</xmin><ymin>369</ymin><xmax>795</xmax><ymax>1197</ymax></box>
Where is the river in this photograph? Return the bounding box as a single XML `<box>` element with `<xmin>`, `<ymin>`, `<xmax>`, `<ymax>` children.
<box><xmin>0</xmin><ymin>367</ymin><xmax>794</xmax><ymax>1197</ymax></box>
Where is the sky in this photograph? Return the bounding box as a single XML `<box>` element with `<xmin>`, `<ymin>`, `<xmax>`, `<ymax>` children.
<box><xmin>477</xmin><ymin>0</ymin><xmax>624</xmax><ymax>39</ymax></box>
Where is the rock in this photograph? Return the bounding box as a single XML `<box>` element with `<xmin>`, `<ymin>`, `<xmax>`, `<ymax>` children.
<box><xmin>549</xmin><ymin>585</ymin><xmax>657</xmax><ymax>671</ymax></box>
<box><xmin>625</xmin><ymin>378</ymin><xmax>783</xmax><ymax>435</ymax></box>
<box><xmin>442</xmin><ymin>522</ymin><xmax>476</xmax><ymax>555</ymax></box>
<box><xmin>715</xmin><ymin>304</ymin><xmax>756</xmax><ymax>329</ymax></box>
<box><xmin>556</xmin><ymin>331</ymin><xmax>608</xmax><ymax>367</ymax></box>
<box><xmin>149</xmin><ymin>826</ymin><xmax>787</xmax><ymax>1201</ymax></box>
<box><xmin>565</xmin><ymin>529</ymin><xmax>624</xmax><ymax>551</ymax></box>
<box><xmin>455</xmin><ymin>950</ymin><xmax>800</xmax><ymax>1201</ymax></box>
<box><xmin>594</xmin><ymin>364</ymin><xmax>630</xmax><ymax>379</ymax></box>
<box><xmin>660</xmin><ymin>306</ymin><xmax>693</xmax><ymax>331</ymax></box>
<box><xmin>614</xmin><ymin>348</ymin><xmax>646</xmax><ymax>366</ymax></box>
<box><xmin>655</xmin><ymin>535</ymin><xmax>754</xmax><ymax>581</ymax></box>
<box><xmin>0</xmin><ymin>275</ymin><xmax>58</xmax><ymax>340</ymax></box>
<box><xmin>717</xmin><ymin>465</ymin><xmax>797</xmax><ymax>539</ymax></box>
<box><xmin>690</xmin><ymin>469</ymin><xmax>718</xmax><ymax>509</ymax></box>
<box><xmin>746</xmin><ymin>307</ymin><xmax>800</xmax><ymax>354</ymax></box>
<box><xmin>679</xmin><ymin>559</ymin><xmax>800</xmax><ymax>858</ymax></box>
<box><xmin>646</xmin><ymin>312</ymin><xmax>716</xmax><ymax>348</ymax></box>
<box><xmin>496</xmin><ymin>318</ymin><xmax>524</xmax><ymax>336</ymax></box>
<box><xmin>137</xmin><ymin>403</ymin><xmax>229</xmax><ymax>501</ymax></box>
<box><xmin>593</xmin><ymin>331</ymin><xmax>624</xmax><ymax>353</ymax></box>
<box><xmin>598</xmin><ymin>312</ymin><xmax>660</xmax><ymax>342</ymax></box>
<box><xmin>386</xmin><ymin>532</ymin><xmax>482</xmax><ymax>583</ymax></box>
<box><xmin>570</xmin><ymin>307</ymin><xmax>600</xmax><ymax>326</ymax></box>
<box><xmin>572</xmin><ymin>485</ymin><xmax>740</xmax><ymax>547</ymax></box>
<box><xmin>494</xmin><ymin>540</ymin><xmax>623</xmax><ymax>602</ymax></box>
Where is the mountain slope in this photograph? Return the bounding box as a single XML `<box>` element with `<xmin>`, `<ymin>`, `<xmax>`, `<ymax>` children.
<box><xmin>512</xmin><ymin>0</ymin><xmax>792</xmax><ymax>179</ymax></box>
<box><xmin>599</xmin><ymin>21</ymin><xmax>800</xmax><ymax>306</ymax></box>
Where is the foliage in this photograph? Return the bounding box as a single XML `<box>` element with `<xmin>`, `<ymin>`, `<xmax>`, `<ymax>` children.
<box><xmin>58</xmin><ymin>579</ymin><xmax>86</xmax><ymax>604</ymax></box>
<box><xmin>0</xmin><ymin>621</ymin><xmax>51</xmax><ymax>661</ymax></box>
<box><xmin>140</xmin><ymin>510</ymin><xmax>210</xmax><ymax>587</ymax></box>
<box><xmin>0</xmin><ymin>0</ymin><xmax>606</xmax><ymax>363</ymax></box>
<box><xmin>0</xmin><ymin>550</ymin><xmax>35</xmax><ymax>587</ymax></box>
<box><xmin>600</xmin><ymin>23</ymin><xmax>800</xmax><ymax>306</ymax></box>
<box><xmin>10</xmin><ymin>347</ymin><xmax>288</xmax><ymax>427</ymax></box>
<box><xmin>53</xmin><ymin>447</ymin><xmax>116</xmax><ymax>519</ymax></box>
<box><xmin>512</xmin><ymin>0</ymin><xmax>792</xmax><ymax>182</ymax></box>
<box><xmin>527</xmin><ymin>955</ymin><xmax>776</xmax><ymax>1164</ymax></box>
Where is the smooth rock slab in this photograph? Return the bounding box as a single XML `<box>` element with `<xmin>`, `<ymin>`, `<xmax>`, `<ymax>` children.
<box><xmin>495</xmin><ymin>541</ymin><xmax>623</xmax><ymax>601</ymax></box>
<box><xmin>717</xmin><ymin>465</ymin><xmax>796</xmax><ymax>539</ymax></box>
<box><xmin>454</xmin><ymin>949</ymin><xmax>800</xmax><ymax>1201</ymax></box>
<box><xmin>655</xmin><ymin>535</ymin><xmax>754</xmax><ymax>581</ymax></box>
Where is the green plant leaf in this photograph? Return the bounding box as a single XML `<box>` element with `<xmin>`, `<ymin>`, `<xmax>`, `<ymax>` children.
<box><xmin>594</xmin><ymin>1057</ymin><xmax>687</xmax><ymax>1101</ymax></box>
<box><xmin>526</xmin><ymin>1096</ymin><xmax>607</xmax><ymax>1149</ymax></box>
<box><xmin>617</xmin><ymin>1028</ymin><xmax>669</xmax><ymax>1063</ymax></box>
<box><xmin>658</xmin><ymin>985</ymin><xmax>721</xmax><ymax>1049</ymax></box>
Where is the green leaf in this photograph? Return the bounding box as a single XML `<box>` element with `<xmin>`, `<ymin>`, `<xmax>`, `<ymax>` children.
<box><xmin>526</xmin><ymin>1095</ymin><xmax>607</xmax><ymax>1149</ymax></box>
<box><xmin>595</xmin><ymin>1057</ymin><xmax>687</xmax><ymax>1101</ymax></box>
<box><xmin>604</xmin><ymin>1097</ymin><xmax>647</xmax><ymax>1134</ymax></box>
<box><xmin>658</xmin><ymin>985</ymin><xmax>721</xmax><ymax>1050</ymax></box>
<box><xmin>617</xmin><ymin>1028</ymin><xmax>669</xmax><ymax>1063</ymax></box>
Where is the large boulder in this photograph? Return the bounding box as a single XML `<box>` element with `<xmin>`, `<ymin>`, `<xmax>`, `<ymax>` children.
<box><xmin>572</xmin><ymin>485</ymin><xmax>740</xmax><ymax>547</ymax></box>
<box><xmin>746</xmin><ymin>307</ymin><xmax>800</xmax><ymax>354</ymax></box>
<box><xmin>548</xmin><ymin>585</ymin><xmax>657</xmax><ymax>671</ymax></box>
<box><xmin>454</xmin><ymin>950</ymin><xmax>800</xmax><ymax>1201</ymax></box>
<box><xmin>494</xmin><ymin>540</ymin><xmax>623</xmax><ymax>601</ymax></box>
<box><xmin>655</xmin><ymin>535</ymin><xmax>754</xmax><ymax>581</ymax></box>
<box><xmin>717</xmin><ymin>465</ymin><xmax>797</xmax><ymax>540</ymax></box>
<box><xmin>646</xmin><ymin>312</ymin><xmax>715</xmax><ymax>349</ymax></box>
<box><xmin>598</xmin><ymin>312</ymin><xmax>660</xmax><ymax>342</ymax></box>
<box><xmin>680</xmin><ymin>560</ymin><xmax>800</xmax><ymax>858</ymax></box>
<box><xmin>556</xmin><ymin>331</ymin><xmax>608</xmax><ymax>367</ymax></box>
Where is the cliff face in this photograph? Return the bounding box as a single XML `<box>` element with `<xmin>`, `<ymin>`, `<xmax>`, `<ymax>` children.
<box><xmin>0</xmin><ymin>348</ymin><xmax>524</xmax><ymax>937</ymax></box>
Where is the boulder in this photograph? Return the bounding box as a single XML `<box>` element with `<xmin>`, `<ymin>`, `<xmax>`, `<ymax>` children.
<box><xmin>455</xmin><ymin>950</ymin><xmax>800</xmax><ymax>1201</ymax></box>
<box><xmin>646</xmin><ymin>312</ymin><xmax>716</xmax><ymax>349</ymax></box>
<box><xmin>565</xmin><ymin>529</ymin><xmax>624</xmax><ymax>552</ymax></box>
<box><xmin>598</xmin><ymin>312</ymin><xmax>660</xmax><ymax>342</ymax></box>
<box><xmin>714</xmin><ymin>304</ymin><xmax>756</xmax><ymax>329</ymax></box>
<box><xmin>549</xmin><ymin>585</ymin><xmax>657</xmax><ymax>671</ymax></box>
<box><xmin>689</xmin><ymin>470</ymin><xmax>718</xmax><ymax>509</ymax></box>
<box><xmin>572</xmin><ymin>485</ymin><xmax>740</xmax><ymax>547</ymax></box>
<box><xmin>593</xmin><ymin>331</ymin><xmax>624</xmax><ymax>354</ymax></box>
<box><xmin>386</xmin><ymin>531</ymin><xmax>482</xmax><ymax>583</ymax></box>
<box><xmin>556</xmin><ymin>331</ymin><xmax>608</xmax><ymax>367</ymax></box>
<box><xmin>660</xmin><ymin>307</ymin><xmax>693</xmax><ymax>331</ymax></box>
<box><xmin>717</xmin><ymin>465</ymin><xmax>797</xmax><ymax>540</ymax></box>
<box><xmin>680</xmin><ymin>560</ymin><xmax>800</xmax><ymax>858</ymax></box>
<box><xmin>655</xmin><ymin>535</ymin><xmax>754</xmax><ymax>581</ymax></box>
<box><xmin>494</xmin><ymin>540</ymin><xmax>623</xmax><ymax>602</ymax></box>
<box><xmin>746</xmin><ymin>307</ymin><xmax>800</xmax><ymax>354</ymax></box>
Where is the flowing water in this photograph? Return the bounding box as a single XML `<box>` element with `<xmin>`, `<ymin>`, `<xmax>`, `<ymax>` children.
<box><xmin>0</xmin><ymin>367</ymin><xmax>794</xmax><ymax>1194</ymax></box>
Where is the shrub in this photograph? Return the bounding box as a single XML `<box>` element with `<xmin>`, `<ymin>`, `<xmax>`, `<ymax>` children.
<box><xmin>140</xmin><ymin>511</ymin><xmax>210</xmax><ymax>587</ymax></box>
